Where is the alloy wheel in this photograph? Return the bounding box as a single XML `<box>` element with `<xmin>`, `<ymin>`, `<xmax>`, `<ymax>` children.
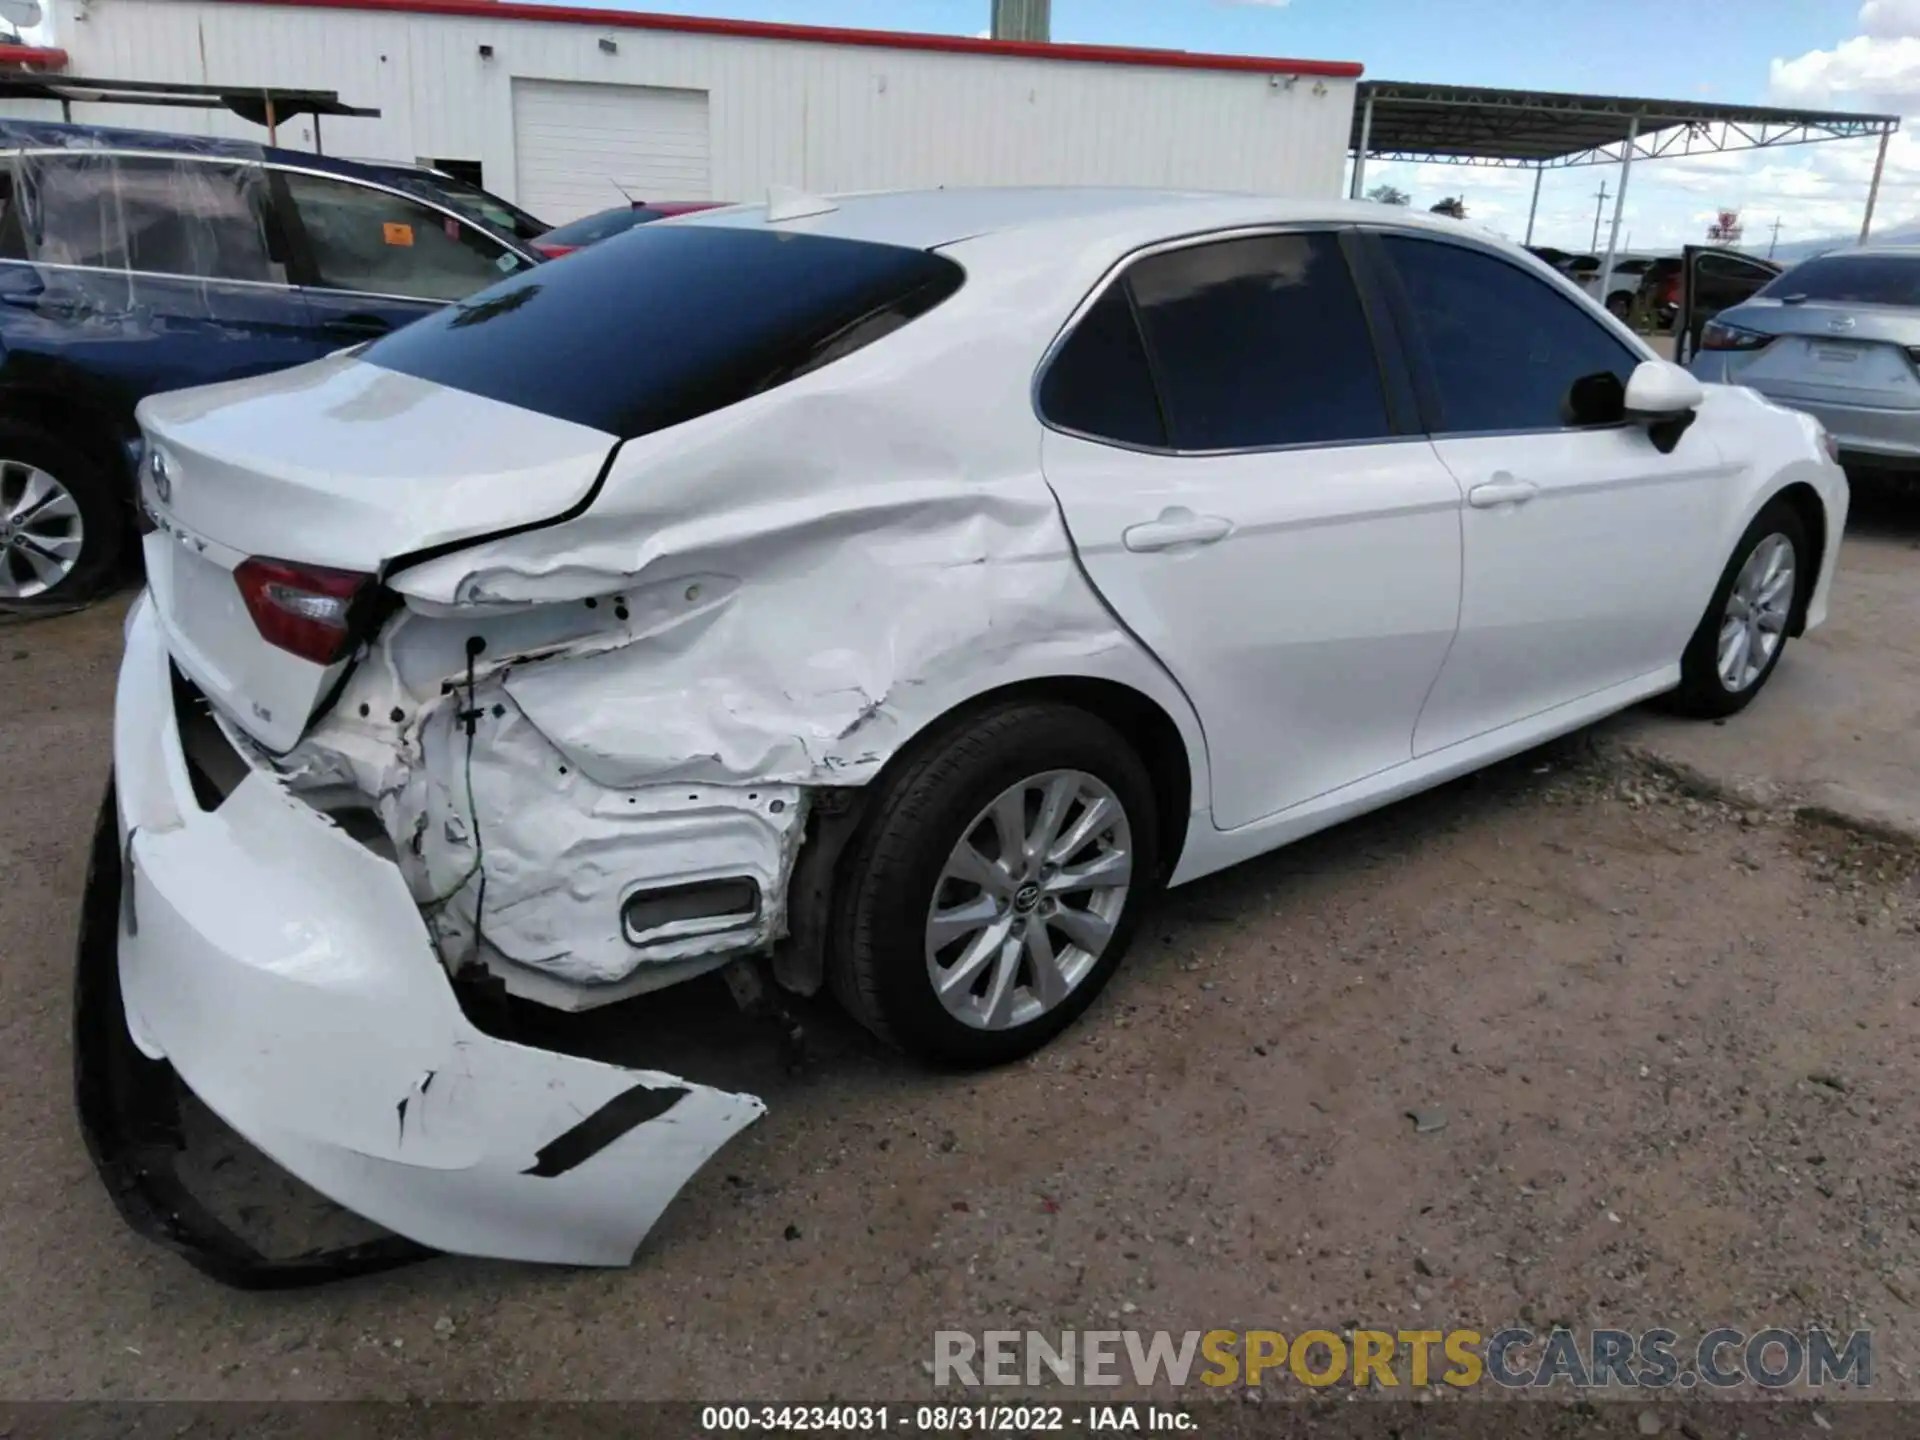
<box><xmin>1717</xmin><ymin>531</ymin><xmax>1795</xmax><ymax>693</ymax></box>
<box><xmin>924</xmin><ymin>769</ymin><xmax>1133</xmax><ymax>1031</ymax></box>
<box><xmin>0</xmin><ymin>460</ymin><xmax>85</xmax><ymax>601</ymax></box>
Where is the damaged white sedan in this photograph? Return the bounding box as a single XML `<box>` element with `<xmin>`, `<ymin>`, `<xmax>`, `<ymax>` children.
<box><xmin>81</xmin><ymin>188</ymin><xmax>1847</xmax><ymax>1281</ymax></box>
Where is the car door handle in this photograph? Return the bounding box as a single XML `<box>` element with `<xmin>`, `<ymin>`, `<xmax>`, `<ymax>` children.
<box><xmin>1468</xmin><ymin>477</ymin><xmax>1540</xmax><ymax>508</ymax></box>
<box><xmin>0</xmin><ymin>292</ymin><xmax>78</xmax><ymax>316</ymax></box>
<box><xmin>1122</xmin><ymin>508</ymin><xmax>1234</xmax><ymax>553</ymax></box>
<box><xmin>323</xmin><ymin>313</ymin><xmax>392</xmax><ymax>338</ymax></box>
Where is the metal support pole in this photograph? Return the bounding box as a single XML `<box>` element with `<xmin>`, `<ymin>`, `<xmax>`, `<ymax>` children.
<box><xmin>1350</xmin><ymin>93</ymin><xmax>1374</xmax><ymax>200</ymax></box>
<box><xmin>1860</xmin><ymin>126</ymin><xmax>1891</xmax><ymax>242</ymax></box>
<box><xmin>264</xmin><ymin>92</ymin><xmax>277</xmax><ymax>146</ymax></box>
<box><xmin>1524</xmin><ymin>165</ymin><xmax>1544</xmax><ymax>244</ymax></box>
<box><xmin>313</xmin><ymin>113</ymin><xmax>323</xmax><ymax>155</ymax></box>
<box><xmin>1598</xmin><ymin>116</ymin><xmax>1638</xmax><ymax>312</ymax></box>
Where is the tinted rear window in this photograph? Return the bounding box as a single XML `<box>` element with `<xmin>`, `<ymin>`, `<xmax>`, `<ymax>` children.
<box><xmin>1760</xmin><ymin>254</ymin><xmax>1920</xmax><ymax>307</ymax></box>
<box><xmin>361</xmin><ymin>224</ymin><xmax>965</xmax><ymax>439</ymax></box>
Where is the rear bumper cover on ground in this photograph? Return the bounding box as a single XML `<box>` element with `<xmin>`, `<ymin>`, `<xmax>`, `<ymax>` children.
<box><xmin>76</xmin><ymin>598</ymin><xmax>764</xmax><ymax>1285</ymax></box>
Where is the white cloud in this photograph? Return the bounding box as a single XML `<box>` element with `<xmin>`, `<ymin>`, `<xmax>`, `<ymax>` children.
<box><xmin>1860</xmin><ymin>0</ymin><xmax>1920</xmax><ymax>38</ymax></box>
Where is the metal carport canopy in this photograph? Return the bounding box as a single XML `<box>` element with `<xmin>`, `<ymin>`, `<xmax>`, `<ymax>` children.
<box><xmin>1347</xmin><ymin>80</ymin><xmax>1900</xmax><ymax>303</ymax></box>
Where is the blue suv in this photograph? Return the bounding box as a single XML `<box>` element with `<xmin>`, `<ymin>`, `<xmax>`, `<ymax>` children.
<box><xmin>0</xmin><ymin>120</ymin><xmax>548</xmax><ymax>607</ymax></box>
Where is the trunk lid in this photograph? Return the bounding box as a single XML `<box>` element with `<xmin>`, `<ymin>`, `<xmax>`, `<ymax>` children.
<box><xmin>1725</xmin><ymin>299</ymin><xmax>1920</xmax><ymax>411</ymax></box>
<box><xmin>138</xmin><ymin>354</ymin><xmax>617</xmax><ymax>752</ymax></box>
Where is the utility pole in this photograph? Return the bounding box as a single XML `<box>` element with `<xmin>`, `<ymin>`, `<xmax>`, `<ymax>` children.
<box><xmin>1768</xmin><ymin>217</ymin><xmax>1783</xmax><ymax>258</ymax></box>
<box><xmin>1590</xmin><ymin>180</ymin><xmax>1610</xmax><ymax>252</ymax></box>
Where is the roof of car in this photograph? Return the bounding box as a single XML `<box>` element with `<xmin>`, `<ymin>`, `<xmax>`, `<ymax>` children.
<box><xmin>0</xmin><ymin>117</ymin><xmax>458</xmax><ymax>192</ymax></box>
<box><xmin>677</xmin><ymin>187</ymin><xmax>1493</xmax><ymax>252</ymax></box>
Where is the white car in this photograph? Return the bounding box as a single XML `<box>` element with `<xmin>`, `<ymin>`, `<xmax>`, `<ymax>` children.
<box><xmin>86</xmin><ymin>188</ymin><xmax>1848</xmax><ymax>1279</ymax></box>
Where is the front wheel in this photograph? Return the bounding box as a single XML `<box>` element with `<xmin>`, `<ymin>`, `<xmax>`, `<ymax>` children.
<box><xmin>829</xmin><ymin>702</ymin><xmax>1158</xmax><ymax>1068</ymax></box>
<box><xmin>1663</xmin><ymin>497</ymin><xmax>1808</xmax><ymax>718</ymax></box>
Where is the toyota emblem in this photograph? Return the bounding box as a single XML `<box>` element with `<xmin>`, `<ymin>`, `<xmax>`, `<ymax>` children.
<box><xmin>150</xmin><ymin>448</ymin><xmax>172</xmax><ymax>505</ymax></box>
<box><xmin>1827</xmin><ymin>315</ymin><xmax>1857</xmax><ymax>333</ymax></box>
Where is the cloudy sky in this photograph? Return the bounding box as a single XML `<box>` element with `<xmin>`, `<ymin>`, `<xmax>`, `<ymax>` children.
<box><xmin>450</xmin><ymin>0</ymin><xmax>1910</xmax><ymax>254</ymax></box>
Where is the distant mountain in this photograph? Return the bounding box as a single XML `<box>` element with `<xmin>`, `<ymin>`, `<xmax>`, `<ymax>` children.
<box><xmin>1771</xmin><ymin>219</ymin><xmax>1920</xmax><ymax>264</ymax></box>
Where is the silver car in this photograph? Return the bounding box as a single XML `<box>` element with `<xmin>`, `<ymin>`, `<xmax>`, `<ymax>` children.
<box><xmin>1691</xmin><ymin>247</ymin><xmax>1920</xmax><ymax>469</ymax></box>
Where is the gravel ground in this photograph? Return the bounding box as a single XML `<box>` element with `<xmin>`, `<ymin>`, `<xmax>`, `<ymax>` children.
<box><xmin>4</xmin><ymin>586</ymin><xmax>1920</xmax><ymax>1422</ymax></box>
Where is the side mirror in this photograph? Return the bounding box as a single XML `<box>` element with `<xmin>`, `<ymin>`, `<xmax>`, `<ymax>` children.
<box><xmin>1624</xmin><ymin>359</ymin><xmax>1704</xmax><ymax>454</ymax></box>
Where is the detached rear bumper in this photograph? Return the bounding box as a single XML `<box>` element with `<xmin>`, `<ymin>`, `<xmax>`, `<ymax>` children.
<box><xmin>77</xmin><ymin>597</ymin><xmax>764</xmax><ymax>1285</ymax></box>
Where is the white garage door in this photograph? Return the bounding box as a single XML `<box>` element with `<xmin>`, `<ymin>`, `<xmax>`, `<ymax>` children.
<box><xmin>512</xmin><ymin>79</ymin><xmax>711</xmax><ymax>224</ymax></box>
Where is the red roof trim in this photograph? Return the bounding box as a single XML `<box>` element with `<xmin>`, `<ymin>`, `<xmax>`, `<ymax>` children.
<box><xmin>0</xmin><ymin>44</ymin><xmax>68</xmax><ymax>69</ymax></box>
<box><xmin>249</xmin><ymin>0</ymin><xmax>1364</xmax><ymax>78</ymax></box>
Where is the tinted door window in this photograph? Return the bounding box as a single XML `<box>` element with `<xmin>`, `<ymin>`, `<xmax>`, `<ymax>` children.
<box><xmin>1125</xmin><ymin>232</ymin><xmax>1391</xmax><ymax>451</ymax></box>
<box><xmin>1038</xmin><ymin>283</ymin><xmax>1167</xmax><ymax>448</ymax></box>
<box><xmin>281</xmin><ymin>170</ymin><xmax>526</xmax><ymax>302</ymax></box>
<box><xmin>1383</xmin><ymin>235</ymin><xmax>1640</xmax><ymax>434</ymax></box>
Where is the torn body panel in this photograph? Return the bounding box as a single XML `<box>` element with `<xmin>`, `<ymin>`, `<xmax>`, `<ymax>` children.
<box><xmin>98</xmin><ymin>597</ymin><xmax>764</xmax><ymax>1271</ymax></box>
<box><xmin>139</xmin><ymin>220</ymin><xmax>1213</xmax><ymax>1012</ymax></box>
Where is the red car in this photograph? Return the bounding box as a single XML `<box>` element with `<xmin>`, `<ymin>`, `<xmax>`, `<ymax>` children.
<box><xmin>532</xmin><ymin>200</ymin><xmax>727</xmax><ymax>258</ymax></box>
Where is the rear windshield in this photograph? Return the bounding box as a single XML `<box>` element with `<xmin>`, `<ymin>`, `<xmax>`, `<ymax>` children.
<box><xmin>361</xmin><ymin>224</ymin><xmax>965</xmax><ymax>439</ymax></box>
<box><xmin>539</xmin><ymin>207</ymin><xmax>645</xmax><ymax>247</ymax></box>
<box><xmin>1759</xmin><ymin>254</ymin><xmax>1920</xmax><ymax>307</ymax></box>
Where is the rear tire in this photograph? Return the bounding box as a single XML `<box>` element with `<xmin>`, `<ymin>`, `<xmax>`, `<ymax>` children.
<box><xmin>1662</xmin><ymin>497</ymin><xmax>1808</xmax><ymax>719</ymax></box>
<box><xmin>0</xmin><ymin>422</ymin><xmax>128</xmax><ymax>610</ymax></box>
<box><xmin>829</xmin><ymin>701</ymin><xmax>1158</xmax><ymax>1069</ymax></box>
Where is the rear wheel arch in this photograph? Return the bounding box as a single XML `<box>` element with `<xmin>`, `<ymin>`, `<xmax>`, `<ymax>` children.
<box><xmin>0</xmin><ymin>382</ymin><xmax>138</xmax><ymax>484</ymax></box>
<box><xmin>777</xmin><ymin>675</ymin><xmax>1197</xmax><ymax>1003</ymax></box>
<box><xmin>865</xmin><ymin>675</ymin><xmax>1196</xmax><ymax>885</ymax></box>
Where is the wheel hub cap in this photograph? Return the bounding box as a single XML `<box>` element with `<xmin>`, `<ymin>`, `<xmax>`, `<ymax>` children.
<box><xmin>924</xmin><ymin>768</ymin><xmax>1133</xmax><ymax>1032</ymax></box>
<box><xmin>0</xmin><ymin>460</ymin><xmax>84</xmax><ymax>602</ymax></box>
<box><xmin>1716</xmin><ymin>532</ymin><xmax>1795</xmax><ymax>694</ymax></box>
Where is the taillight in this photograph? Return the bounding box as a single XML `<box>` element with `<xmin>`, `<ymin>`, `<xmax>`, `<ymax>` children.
<box><xmin>233</xmin><ymin>557</ymin><xmax>373</xmax><ymax>665</ymax></box>
<box><xmin>534</xmin><ymin>242</ymin><xmax>575</xmax><ymax>259</ymax></box>
<box><xmin>1700</xmin><ymin>319</ymin><xmax>1772</xmax><ymax>352</ymax></box>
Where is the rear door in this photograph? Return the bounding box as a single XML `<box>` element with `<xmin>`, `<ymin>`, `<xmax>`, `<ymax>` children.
<box><xmin>1373</xmin><ymin>231</ymin><xmax>1731</xmax><ymax>755</ymax></box>
<box><xmin>1038</xmin><ymin>229</ymin><xmax>1465</xmax><ymax>831</ymax></box>
<box><xmin>1676</xmin><ymin>246</ymin><xmax>1781</xmax><ymax>363</ymax></box>
<box><xmin>2</xmin><ymin>150</ymin><xmax>314</xmax><ymax>400</ymax></box>
<box><xmin>271</xmin><ymin>166</ymin><xmax>534</xmax><ymax>348</ymax></box>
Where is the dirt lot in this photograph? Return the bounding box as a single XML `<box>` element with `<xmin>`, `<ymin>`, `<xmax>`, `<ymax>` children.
<box><xmin>3</xmin><ymin>499</ymin><xmax>1920</xmax><ymax>1416</ymax></box>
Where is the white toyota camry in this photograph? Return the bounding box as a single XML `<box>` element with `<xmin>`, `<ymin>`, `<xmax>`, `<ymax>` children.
<box><xmin>86</xmin><ymin>187</ymin><xmax>1847</xmax><ymax>1277</ymax></box>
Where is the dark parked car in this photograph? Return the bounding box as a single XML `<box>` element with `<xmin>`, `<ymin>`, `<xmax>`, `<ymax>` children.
<box><xmin>0</xmin><ymin>120</ymin><xmax>546</xmax><ymax>607</ymax></box>
<box><xmin>531</xmin><ymin>199</ymin><xmax>727</xmax><ymax>258</ymax></box>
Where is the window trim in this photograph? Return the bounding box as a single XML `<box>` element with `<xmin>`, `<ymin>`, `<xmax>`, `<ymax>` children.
<box><xmin>266</xmin><ymin>162</ymin><xmax>535</xmax><ymax>305</ymax></box>
<box><xmin>1358</xmin><ymin>224</ymin><xmax>1656</xmax><ymax>443</ymax></box>
<box><xmin>1032</xmin><ymin>222</ymin><xmax>1424</xmax><ymax>459</ymax></box>
<box><xmin>2</xmin><ymin>148</ymin><xmax>293</xmax><ymax>288</ymax></box>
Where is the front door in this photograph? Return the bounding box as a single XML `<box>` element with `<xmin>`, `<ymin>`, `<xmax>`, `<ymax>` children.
<box><xmin>1370</xmin><ymin>232</ymin><xmax>1729</xmax><ymax>757</ymax></box>
<box><xmin>1038</xmin><ymin>230</ymin><xmax>1464</xmax><ymax>831</ymax></box>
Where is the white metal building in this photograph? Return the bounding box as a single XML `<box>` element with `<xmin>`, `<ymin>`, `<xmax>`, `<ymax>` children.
<box><xmin>10</xmin><ymin>0</ymin><xmax>1361</xmax><ymax>222</ymax></box>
